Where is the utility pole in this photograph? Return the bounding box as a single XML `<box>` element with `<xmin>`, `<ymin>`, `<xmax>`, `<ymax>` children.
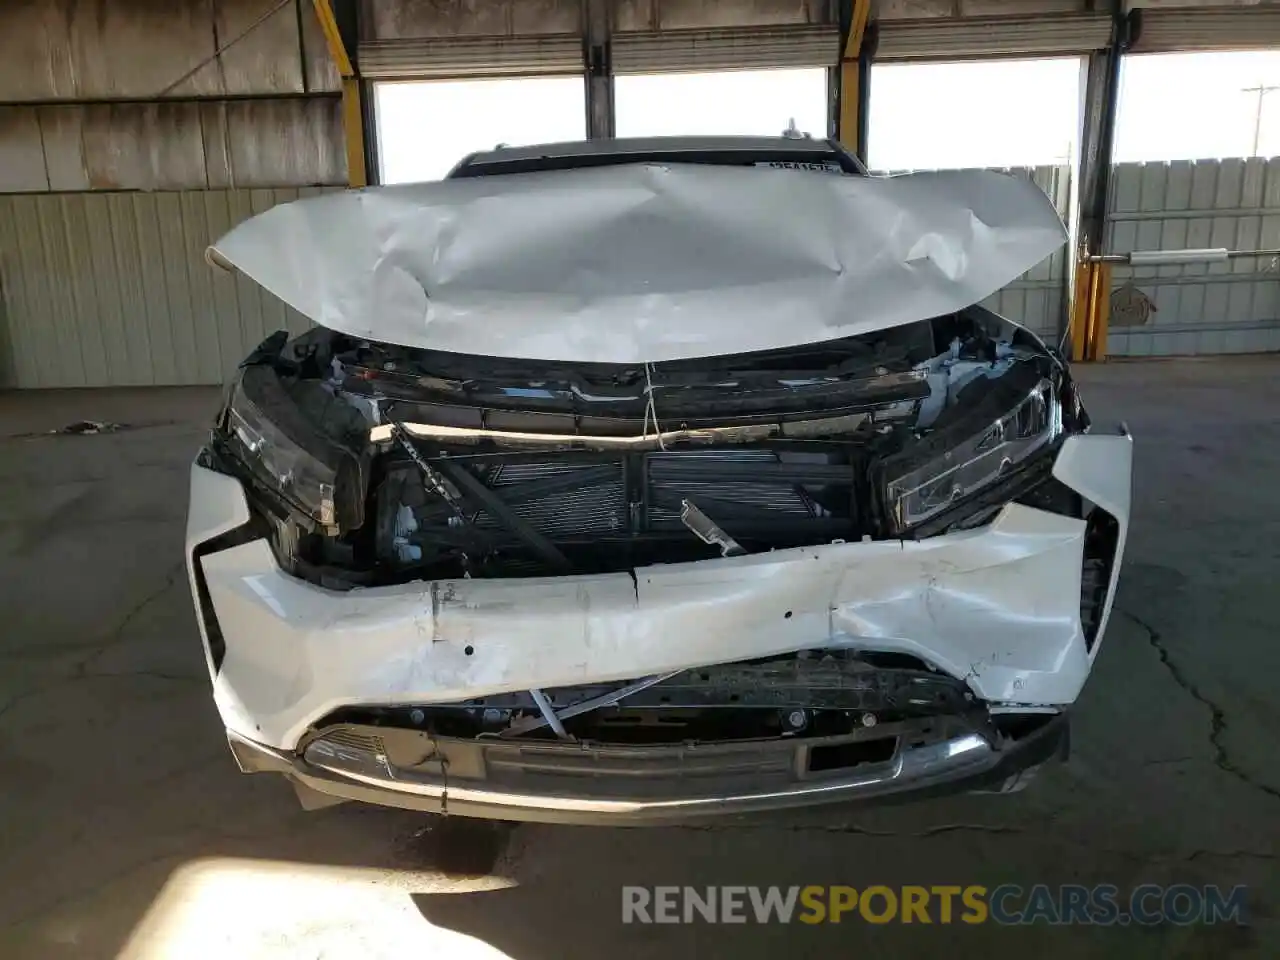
<box><xmin>1241</xmin><ymin>83</ymin><xmax>1280</xmax><ymax>156</ymax></box>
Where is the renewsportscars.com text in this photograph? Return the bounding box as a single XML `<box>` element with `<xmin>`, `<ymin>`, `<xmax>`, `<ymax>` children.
<box><xmin>622</xmin><ymin>884</ymin><xmax>1247</xmax><ymax>926</ymax></box>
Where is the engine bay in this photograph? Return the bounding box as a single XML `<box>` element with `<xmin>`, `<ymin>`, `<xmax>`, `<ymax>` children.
<box><xmin>210</xmin><ymin>306</ymin><xmax>1087</xmax><ymax>590</ymax></box>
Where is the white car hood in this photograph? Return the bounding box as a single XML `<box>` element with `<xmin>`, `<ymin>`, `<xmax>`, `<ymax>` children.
<box><xmin>208</xmin><ymin>164</ymin><xmax>1066</xmax><ymax>364</ymax></box>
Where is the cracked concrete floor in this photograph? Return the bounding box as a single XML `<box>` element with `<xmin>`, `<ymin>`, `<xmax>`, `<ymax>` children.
<box><xmin>1</xmin><ymin>361</ymin><xmax>1277</xmax><ymax>960</ymax></box>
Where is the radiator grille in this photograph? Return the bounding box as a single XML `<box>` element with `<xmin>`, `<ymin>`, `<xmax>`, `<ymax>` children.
<box><xmin>388</xmin><ymin>446</ymin><xmax>855</xmax><ymax>571</ymax></box>
<box><xmin>315</xmin><ymin>728</ymin><xmax>386</xmax><ymax>756</ymax></box>
<box><xmin>648</xmin><ymin>449</ymin><xmax>817</xmax><ymax>525</ymax></box>
<box><xmin>479</xmin><ymin>462</ymin><xmax>627</xmax><ymax>537</ymax></box>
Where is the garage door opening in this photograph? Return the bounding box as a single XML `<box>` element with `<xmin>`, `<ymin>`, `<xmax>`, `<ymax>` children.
<box><xmin>1115</xmin><ymin>50</ymin><xmax>1280</xmax><ymax>161</ymax></box>
<box><xmin>868</xmin><ymin>57</ymin><xmax>1080</xmax><ymax>340</ymax></box>
<box><xmin>614</xmin><ymin>68</ymin><xmax>828</xmax><ymax>139</ymax></box>
<box><xmin>374</xmin><ymin>77</ymin><xmax>587</xmax><ymax>184</ymax></box>
<box><xmin>867</xmin><ymin>58</ymin><xmax>1081</xmax><ymax>171</ymax></box>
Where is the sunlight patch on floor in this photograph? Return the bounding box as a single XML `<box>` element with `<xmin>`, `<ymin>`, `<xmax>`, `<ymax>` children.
<box><xmin>117</xmin><ymin>856</ymin><xmax>518</xmax><ymax>960</ymax></box>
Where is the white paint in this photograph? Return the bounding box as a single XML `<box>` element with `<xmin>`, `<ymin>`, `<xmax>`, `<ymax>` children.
<box><xmin>184</xmin><ymin>465</ymin><xmax>251</xmax><ymax>681</ymax></box>
<box><xmin>243</xmin><ymin>576</ymin><xmax>288</xmax><ymax>620</ymax></box>
<box><xmin>1126</xmin><ymin>248</ymin><xmax>1229</xmax><ymax>266</ymax></box>
<box><xmin>1051</xmin><ymin>431</ymin><xmax>1134</xmax><ymax>659</ymax></box>
<box><xmin>207</xmin><ymin>162</ymin><xmax>1066</xmax><ymax>363</ymax></box>
<box><xmin>186</xmin><ymin>435</ymin><xmax>1131</xmax><ymax>751</ymax></box>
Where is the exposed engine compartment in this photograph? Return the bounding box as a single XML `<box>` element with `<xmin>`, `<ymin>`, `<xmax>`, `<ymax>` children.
<box><xmin>189</xmin><ymin>304</ymin><xmax>1129</xmax><ymax>765</ymax></box>
<box><xmin>209</xmin><ymin>306</ymin><xmax>1088</xmax><ymax>591</ymax></box>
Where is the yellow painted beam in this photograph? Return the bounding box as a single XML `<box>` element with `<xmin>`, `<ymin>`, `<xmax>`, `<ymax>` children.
<box><xmin>1091</xmin><ymin>261</ymin><xmax>1113</xmax><ymax>361</ymax></box>
<box><xmin>310</xmin><ymin>0</ymin><xmax>353</xmax><ymax>76</ymax></box>
<box><xmin>311</xmin><ymin>0</ymin><xmax>365</xmax><ymax>187</ymax></box>
<box><xmin>1069</xmin><ymin>261</ymin><xmax>1113</xmax><ymax>362</ymax></box>
<box><xmin>838</xmin><ymin>63</ymin><xmax>860</xmax><ymax>154</ymax></box>
<box><xmin>846</xmin><ymin>0</ymin><xmax>870</xmax><ymax>60</ymax></box>
<box><xmin>1069</xmin><ymin>261</ymin><xmax>1093</xmax><ymax>363</ymax></box>
<box><xmin>837</xmin><ymin>0</ymin><xmax>872</xmax><ymax>154</ymax></box>
<box><xmin>341</xmin><ymin>76</ymin><xmax>368</xmax><ymax>188</ymax></box>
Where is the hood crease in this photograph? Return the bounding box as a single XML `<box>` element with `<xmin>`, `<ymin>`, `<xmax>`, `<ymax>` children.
<box><xmin>209</xmin><ymin>164</ymin><xmax>1066</xmax><ymax>364</ymax></box>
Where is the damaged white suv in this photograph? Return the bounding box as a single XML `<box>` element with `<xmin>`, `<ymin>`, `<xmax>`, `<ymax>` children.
<box><xmin>187</xmin><ymin>136</ymin><xmax>1131</xmax><ymax>824</ymax></box>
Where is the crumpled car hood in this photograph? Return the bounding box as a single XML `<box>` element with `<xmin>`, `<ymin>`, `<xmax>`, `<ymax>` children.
<box><xmin>208</xmin><ymin>164</ymin><xmax>1066</xmax><ymax>364</ymax></box>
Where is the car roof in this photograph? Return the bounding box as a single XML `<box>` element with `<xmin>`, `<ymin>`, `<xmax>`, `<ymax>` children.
<box><xmin>458</xmin><ymin>135</ymin><xmax>843</xmax><ymax>167</ymax></box>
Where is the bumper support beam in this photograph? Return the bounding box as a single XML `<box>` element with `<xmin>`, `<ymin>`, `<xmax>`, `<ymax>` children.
<box><xmin>227</xmin><ymin>714</ymin><xmax>1068</xmax><ymax>826</ymax></box>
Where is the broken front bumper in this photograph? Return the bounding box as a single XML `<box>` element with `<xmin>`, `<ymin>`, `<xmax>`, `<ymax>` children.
<box><xmin>223</xmin><ymin>713</ymin><xmax>1069</xmax><ymax>825</ymax></box>
<box><xmin>186</xmin><ymin>433</ymin><xmax>1129</xmax><ymax>817</ymax></box>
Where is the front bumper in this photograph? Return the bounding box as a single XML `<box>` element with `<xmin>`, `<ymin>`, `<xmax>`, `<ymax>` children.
<box><xmin>225</xmin><ymin>713</ymin><xmax>1070</xmax><ymax>825</ymax></box>
<box><xmin>186</xmin><ymin>433</ymin><xmax>1131</xmax><ymax>755</ymax></box>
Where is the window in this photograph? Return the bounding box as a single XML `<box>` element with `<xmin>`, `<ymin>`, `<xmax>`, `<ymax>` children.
<box><xmin>374</xmin><ymin>77</ymin><xmax>586</xmax><ymax>184</ymax></box>
<box><xmin>868</xmin><ymin>59</ymin><xmax>1082</xmax><ymax>171</ymax></box>
<box><xmin>614</xmin><ymin>68</ymin><xmax>828</xmax><ymax>139</ymax></box>
<box><xmin>1115</xmin><ymin>51</ymin><xmax>1280</xmax><ymax>161</ymax></box>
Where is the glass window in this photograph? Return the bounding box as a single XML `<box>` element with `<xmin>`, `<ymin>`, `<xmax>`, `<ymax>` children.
<box><xmin>374</xmin><ymin>77</ymin><xmax>586</xmax><ymax>184</ymax></box>
<box><xmin>868</xmin><ymin>58</ymin><xmax>1082</xmax><ymax>171</ymax></box>
<box><xmin>614</xmin><ymin>68</ymin><xmax>829</xmax><ymax>139</ymax></box>
<box><xmin>1116</xmin><ymin>51</ymin><xmax>1280</xmax><ymax>161</ymax></box>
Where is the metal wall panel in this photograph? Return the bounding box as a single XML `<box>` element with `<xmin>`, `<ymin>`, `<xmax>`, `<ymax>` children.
<box><xmin>366</xmin><ymin>0</ymin><xmax>827</xmax><ymax>40</ymax></box>
<box><xmin>0</xmin><ymin>99</ymin><xmax>345</xmax><ymax>193</ymax></box>
<box><xmin>1130</xmin><ymin>8</ymin><xmax>1280</xmax><ymax>53</ymax></box>
<box><xmin>612</xmin><ymin>25</ymin><xmax>840</xmax><ymax>73</ymax></box>
<box><xmin>613</xmin><ymin>0</ymin><xmax>827</xmax><ymax>32</ymax></box>
<box><xmin>1105</xmin><ymin>158</ymin><xmax>1280</xmax><ymax>356</ymax></box>
<box><xmin>0</xmin><ymin>108</ymin><xmax>49</xmax><ymax>192</ymax></box>
<box><xmin>0</xmin><ymin>0</ymin><xmax>336</xmax><ymax>101</ymax></box>
<box><xmin>299</xmin><ymin>2</ymin><xmax>345</xmax><ymax>93</ymax></box>
<box><xmin>874</xmin><ymin>1</ymin><xmax>1091</xmax><ymax>18</ymax></box>
<box><xmin>368</xmin><ymin>0</ymin><xmax>583</xmax><ymax>40</ymax></box>
<box><xmin>0</xmin><ymin>188</ymin><xmax>333</xmax><ymax>388</ymax></box>
<box><xmin>875</xmin><ymin>13</ymin><xmax>1110</xmax><ymax>60</ymax></box>
<box><xmin>360</xmin><ymin>36</ymin><xmax>583</xmax><ymax>79</ymax></box>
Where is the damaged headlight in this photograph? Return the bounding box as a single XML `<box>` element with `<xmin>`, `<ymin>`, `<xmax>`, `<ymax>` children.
<box><xmin>884</xmin><ymin>378</ymin><xmax>1061</xmax><ymax>531</ymax></box>
<box><xmin>222</xmin><ymin>364</ymin><xmax>365</xmax><ymax>534</ymax></box>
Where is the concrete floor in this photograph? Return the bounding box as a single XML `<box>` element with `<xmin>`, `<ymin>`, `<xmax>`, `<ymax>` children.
<box><xmin>1</xmin><ymin>359</ymin><xmax>1278</xmax><ymax>959</ymax></box>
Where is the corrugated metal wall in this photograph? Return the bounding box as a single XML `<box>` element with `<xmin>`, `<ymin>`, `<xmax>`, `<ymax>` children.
<box><xmin>0</xmin><ymin>99</ymin><xmax>345</xmax><ymax>194</ymax></box>
<box><xmin>1106</xmin><ymin>158</ymin><xmax>1280</xmax><ymax>356</ymax></box>
<box><xmin>0</xmin><ymin>0</ymin><xmax>340</xmax><ymax>99</ymax></box>
<box><xmin>0</xmin><ymin>0</ymin><xmax>348</xmax><ymax>388</ymax></box>
<box><xmin>0</xmin><ymin>189</ymin><xmax>329</xmax><ymax>389</ymax></box>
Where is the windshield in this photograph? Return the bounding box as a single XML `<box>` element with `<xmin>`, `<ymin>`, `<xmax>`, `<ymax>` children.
<box><xmin>449</xmin><ymin>147</ymin><xmax>865</xmax><ymax>178</ymax></box>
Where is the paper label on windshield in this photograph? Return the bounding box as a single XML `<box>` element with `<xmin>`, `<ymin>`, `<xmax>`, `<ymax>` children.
<box><xmin>755</xmin><ymin>160</ymin><xmax>843</xmax><ymax>173</ymax></box>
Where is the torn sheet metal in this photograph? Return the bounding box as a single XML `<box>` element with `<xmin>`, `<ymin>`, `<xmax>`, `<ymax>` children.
<box><xmin>188</xmin><ymin>434</ymin><xmax>1131</xmax><ymax>751</ymax></box>
<box><xmin>208</xmin><ymin>164</ymin><xmax>1067</xmax><ymax>364</ymax></box>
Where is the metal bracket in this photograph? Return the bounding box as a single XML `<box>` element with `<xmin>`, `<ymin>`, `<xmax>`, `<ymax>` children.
<box><xmin>680</xmin><ymin>499</ymin><xmax>744</xmax><ymax>557</ymax></box>
<box><xmin>504</xmin><ymin>671</ymin><xmax>683</xmax><ymax>738</ymax></box>
<box><xmin>587</xmin><ymin>42</ymin><xmax>611</xmax><ymax>77</ymax></box>
<box><xmin>529</xmin><ymin>689</ymin><xmax>570</xmax><ymax>739</ymax></box>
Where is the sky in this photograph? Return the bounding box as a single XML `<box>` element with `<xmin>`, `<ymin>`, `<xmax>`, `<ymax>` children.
<box><xmin>375</xmin><ymin>51</ymin><xmax>1280</xmax><ymax>183</ymax></box>
<box><xmin>1114</xmin><ymin>51</ymin><xmax>1280</xmax><ymax>162</ymax></box>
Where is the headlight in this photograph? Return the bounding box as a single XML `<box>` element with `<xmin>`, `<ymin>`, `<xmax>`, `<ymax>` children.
<box><xmin>223</xmin><ymin>365</ymin><xmax>364</xmax><ymax>534</ymax></box>
<box><xmin>884</xmin><ymin>378</ymin><xmax>1061</xmax><ymax>531</ymax></box>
